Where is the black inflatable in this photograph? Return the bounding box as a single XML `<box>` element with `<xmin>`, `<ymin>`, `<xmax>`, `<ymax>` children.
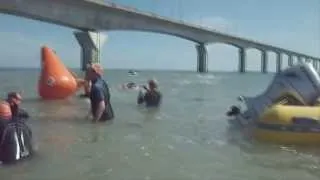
<box><xmin>0</xmin><ymin>116</ymin><xmax>34</xmax><ymax>164</ymax></box>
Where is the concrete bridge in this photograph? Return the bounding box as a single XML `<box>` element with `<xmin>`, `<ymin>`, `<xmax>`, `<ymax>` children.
<box><xmin>0</xmin><ymin>0</ymin><xmax>319</xmax><ymax>72</ymax></box>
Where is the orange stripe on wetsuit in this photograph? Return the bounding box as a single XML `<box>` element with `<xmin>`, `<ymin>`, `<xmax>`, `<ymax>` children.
<box><xmin>0</xmin><ymin>101</ymin><xmax>12</xmax><ymax>120</ymax></box>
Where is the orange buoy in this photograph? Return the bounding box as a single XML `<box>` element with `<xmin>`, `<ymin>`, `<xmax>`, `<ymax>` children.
<box><xmin>38</xmin><ymin>46</ymin><xmax>83</xmax><ymax>100</ymax></box>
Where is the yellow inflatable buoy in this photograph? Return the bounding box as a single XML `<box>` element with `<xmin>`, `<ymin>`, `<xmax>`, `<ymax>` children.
<box><xmin>254</xmin><ymin>104</ymin><xmax>320</xmax><ymax>145</ymax></box>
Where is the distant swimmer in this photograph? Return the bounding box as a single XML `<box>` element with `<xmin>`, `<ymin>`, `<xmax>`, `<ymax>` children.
<box><xmin>137</xmin><ymin>79</ymin><xmax>162</xmax><ymax>107</ymax></box>
<box><xmin>86</xmin><ymin>63</ymin><xmax>114</xmax><ymax>122</ymax></box>
<box><xmin>120</xmin><ymin>81</ymin><xmax>139</xmax><ymax>90</ymax></box>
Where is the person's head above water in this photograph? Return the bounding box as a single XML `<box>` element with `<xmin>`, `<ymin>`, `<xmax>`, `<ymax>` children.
<box><xmin>87</xmin><ymin>63</ymin><xmax>103</xmax><ymax>81</ymax></box>
<box><xmin>148</xmin><ymin>79</ymin><xmax>158</xmax><ymax>90</ymax></box>
<box><xmin>7</xmin><ymin>92</ymin><xmax>22</xmax><ymax>106</ymax></box>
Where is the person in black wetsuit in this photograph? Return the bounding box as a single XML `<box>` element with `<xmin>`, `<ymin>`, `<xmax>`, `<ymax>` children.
<box><xmin>137</xmin><ymin>79</ymin><xmax>162</xmax><ymax>107</ymax></box>
<box><xmin>87</xmin><ymin>63</ymin><xmax>114</xmax><ymax>122</ymax></box>
<box><xmin>0</xmin><ymin>92</ymin><xmax>33</xmax><ymax>164</ymax></box>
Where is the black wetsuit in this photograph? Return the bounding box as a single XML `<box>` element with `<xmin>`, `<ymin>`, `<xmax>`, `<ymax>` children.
<box><xmin>10</xmin><ymin>104</ymin><xmax>29</xmax><ymax>121</ymax></box>
<box><xmin>137</xmin><ymin>90</ymin><xmax>162</xmax><ymax>107</ymax></box>
<box><xmin>0</xmin><ymin>111</ymin><xmax>32</xmax><ymax>163</ymax></box>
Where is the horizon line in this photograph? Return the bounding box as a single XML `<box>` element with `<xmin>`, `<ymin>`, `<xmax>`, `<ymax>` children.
<box><xmin>0</xmin><ymin>67</ymin><xmax>277</xmax><ymax>74</ymax></box>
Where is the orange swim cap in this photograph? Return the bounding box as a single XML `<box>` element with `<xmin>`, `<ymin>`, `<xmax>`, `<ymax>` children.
<box><xmin>0</xmin><ymin>101</ymin><xmax>12</xmax><ymax>120</ymax></box>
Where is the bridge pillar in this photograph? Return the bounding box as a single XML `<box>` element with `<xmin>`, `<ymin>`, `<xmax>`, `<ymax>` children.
<box><xmin>288</xmin><ymin>55</ymin><xmax>293</xmax><ymax>66</ymax></box>
<box><xmin>238</xmin><ymin>47</ymin><xmax>246</xmax><ymax>73</ymax></box>
<box><xmin>74</xmin><ymin>31</ymin><xmax>107</xmax><ymax>71</ymax></box>
<box><xmin>276</xmin><ymin>52</ymin><xmax>282</xmax><ymax>73</ymax></box>
<box><xmin>297</xmin><ymin>56</ymin><xmax>302</xmax><ymax>64</ymax></box>
<box><xmin>313</xmin><ymin>60</ymin><xmax>318</xmax><ymax>70</ymax></box>
<box><xmin>305</xmin><ymin>58</ymin><xmax>311</xmax><ymax>63</ymax></box>
<box><xmin>196</xmin><ymin>43</ymin><xmax>208</xmax><ymax>73</ymax></box>
<box><xmin>261</xmin><ymin>50</ymin><xmax>268</xmax><ymax>73</ymax></box>
<box><xmin>302</xmin><ymin>57</ymin><xmax>306</xmax><ymax>63</ymax></box>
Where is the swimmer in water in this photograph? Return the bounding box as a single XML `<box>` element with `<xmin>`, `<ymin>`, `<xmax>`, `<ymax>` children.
<box><xmin>126</xmin><ymin>82</ymin><xmax>136</xmax><ymax>89</ymax></box>
<box><xmin>0</xmin><ymin>92</ymin><xmax>33</xmax><ymax>164</ymax></box>
<box><xmin>120</xmin><ymin>81</ymin><xmax>138</xmax><ymax>90</ymax></box>
<box><xmin>137</xmin><ymin>79</ymin><xmax>162</xmax><ymax>107</ymax></box>
<box><xmin>6</xmin><ymin>92</ymin><xmax>29</xmax><ymax>120</ymax></box>
<box><xmin>87</xmin><ymin>63</ymin><xmax>114</xmax><ymax>122</ymax></box>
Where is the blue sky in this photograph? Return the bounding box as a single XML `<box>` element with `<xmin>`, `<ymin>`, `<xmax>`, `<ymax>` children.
<box><xmin>0</xmin><ymin>0</ymin><xmax>319</xmax><ymax>72</ymax></box>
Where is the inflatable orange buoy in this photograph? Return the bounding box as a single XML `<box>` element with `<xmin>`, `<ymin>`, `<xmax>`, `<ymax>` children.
<box><xmin>38</xmin><ymin>46</ymin><xmax>83</xmax><ymax>100</ymax></box>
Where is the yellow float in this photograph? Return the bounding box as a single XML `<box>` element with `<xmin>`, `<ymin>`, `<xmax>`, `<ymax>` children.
<box><xmin>255</xmin><ymin>108</ymin><xmax>320</xmax><ymax>145</ymax></box>
<box><xmin>251</xmin><ymin>92</ymin><xmax>320</xmax><ymax>145</ymax></box>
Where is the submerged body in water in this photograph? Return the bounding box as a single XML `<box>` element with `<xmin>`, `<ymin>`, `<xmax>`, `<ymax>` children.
<box><xmin>87</xmin><ymin>64</ymin><xmax>114</xmax><ymax>122</ymax></box>
<box><xmin>120</xmin><ymin>82</ymin><xmax>139</xmax><ymax>91</ymax></box>
<box><xmin>137</xmin><ymin>80</ymin><xmax>162</xmax><ymax>108</ymax></box>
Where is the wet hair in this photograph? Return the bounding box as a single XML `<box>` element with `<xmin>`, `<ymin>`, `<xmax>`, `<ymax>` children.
<box><xmin>7</xmin><ymin>92</ymin><xmax>21</xmax><ymax>100</ymax></box>
<box><xmin>148</xmin><ymin>79</ymin><xmax>158</xmax><ymax>89</ymax></box>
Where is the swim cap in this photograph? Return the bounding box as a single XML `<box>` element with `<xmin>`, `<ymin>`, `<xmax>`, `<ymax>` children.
<box><xmin>90</xmin><ymin>63</ymin><xmax>103</xmax><ymax>76</ymax></box>
<box><xmin>0</xmin><ymin>101</ymin><xmax>12</xmax><ymax>120</ymax></box>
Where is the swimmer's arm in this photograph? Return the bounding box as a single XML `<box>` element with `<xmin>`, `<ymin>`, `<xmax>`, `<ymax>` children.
<box><xmin>137</xmin><ymin>90</ymin><xmax>145</xmax><ymax>104</ymax></box>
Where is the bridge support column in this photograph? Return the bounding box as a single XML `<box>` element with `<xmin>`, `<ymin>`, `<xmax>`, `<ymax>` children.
<box><xmin>276</xmin><ymin>52</ymin><xmax>282</xmax><ymax>73</ymax></box>
<box><xmin>196</xmin><ymin>43</ymin><xmax>208</xmax><ymax>73</ymax></box>
<box><xmin>297</xmin><ymin>56</ymin><xmax>302</xmax><ymax>64</ymax></box>
<box><xmin>303</xmin><ymin>57</ymin><xmax>307</xmax><ymax>63</ymax></box>
<box><xmin>305</xmin><ymin>58</ymin><xmax>311</xmax><ymax>63</ymax></box>
<box><xmin>288</xmin><ymin>55</ymin><xmax>293</xmax><ymax>66</ymax></box>
<box><xmin>74</xmin><ymin>31</ymin><xmax>107</xmax><ymax>71</ymax></box>
<box><xmin>261</xmin><ymin>50</ymin><xmax>268</xmax><ymax>73</ymax></box>
<box><xmin>238</xmin><ymin>47</ymin><xmax>246</xmax><ymax>73</ymax></box>
<box><xmin>313</xmin><ymin>60</ymin><xmax>318</xmax><ymax>70</ymax></box>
